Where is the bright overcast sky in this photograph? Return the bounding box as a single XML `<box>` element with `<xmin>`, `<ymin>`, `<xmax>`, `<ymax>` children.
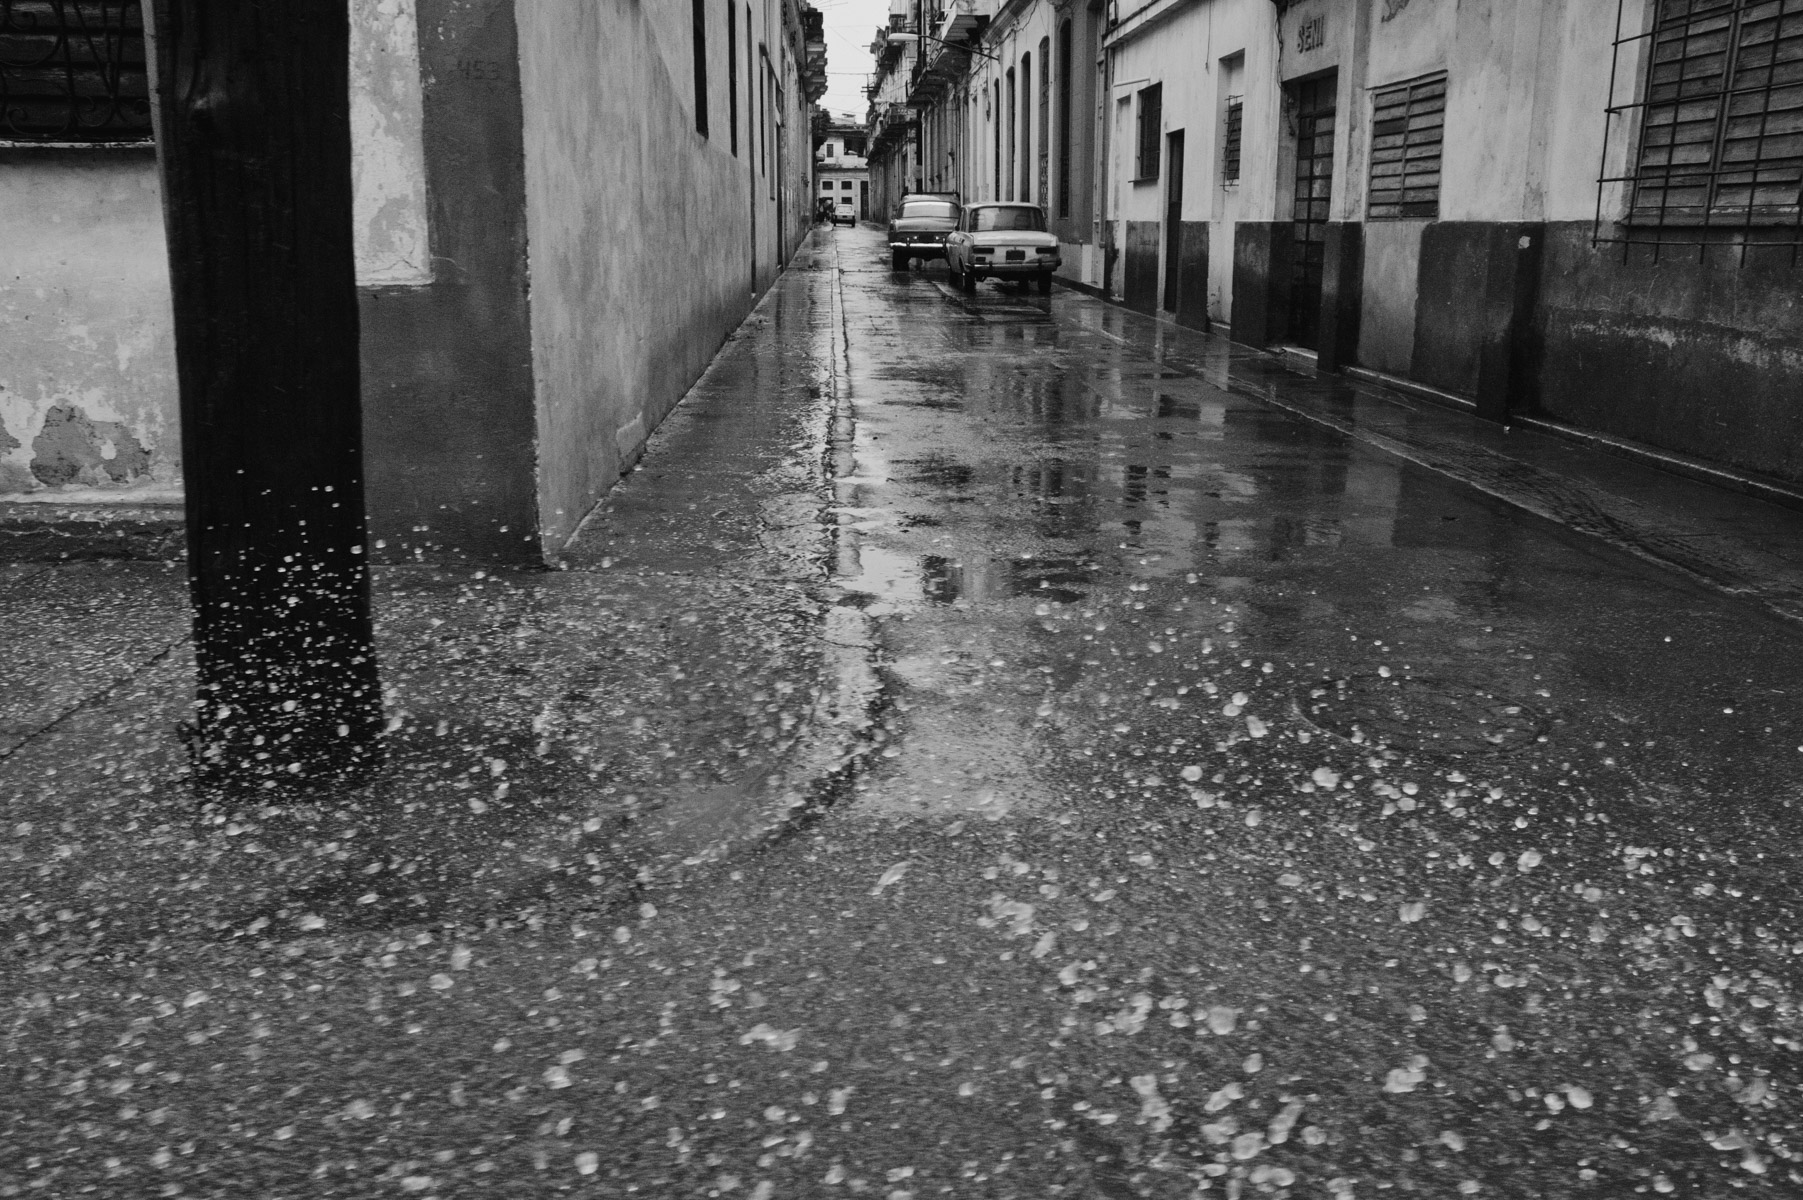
<box><xmin>815</xmin><ymin>0</ymin><xmax>891</xmax><ymax>120</ymax></box>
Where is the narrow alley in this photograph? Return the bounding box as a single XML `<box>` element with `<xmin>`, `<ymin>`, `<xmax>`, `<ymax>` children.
<box><xmin>6</xmin><ymin>223</ymin><xmax>1803</xmax><ymax>1199</ymax></box>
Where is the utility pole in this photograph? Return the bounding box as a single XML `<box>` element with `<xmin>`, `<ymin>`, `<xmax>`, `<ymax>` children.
<box><xmin>150</xmin><ymin>1</ymin><xmax>383</xmax><ymax>787</ymax></box>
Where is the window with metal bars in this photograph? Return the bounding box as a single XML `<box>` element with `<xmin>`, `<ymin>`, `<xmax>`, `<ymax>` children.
<box><xmin>1057</xmin><ymin>19</ymin><xmax>1072</xmax><ymax>215</ymax></box>
<box><xmin>1628</xmin><ymin>0</ymin><xmax>1802</xmax><ymax>224</ymax></box>
<box><xmin>727</xmin><ymin>0</ymin><xmax>738</xmax><ymax>155</ymax></box>
<box><xmin>1223</xmin><ymin>96</ymin><xmax>1242</xmax><ymax>184</ymax></box>
<box><xmin>1366</xmin><ymin>72</ymin><xmax>1445</xmax><ymax>219</ymax></box>
<box><xmin>692</xmin><ymin>0</ymin><xmax>710</xmax><ymax>139</ymax></box>
<box><xmin>0</xmin><ymin>0</ymin><xmax>150</xmax><ymax>144</ymax></box>
<box><xmin>1135</xmin><ymin>82</ymin><xmax>1161</xmax><ymax>180</ymax></box>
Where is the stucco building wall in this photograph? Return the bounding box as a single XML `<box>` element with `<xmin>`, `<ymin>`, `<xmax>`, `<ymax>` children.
<box><xmin>950</xmin><ymin>0</ymin><xmax>1115</xmax><ymax>292</ymax></box>
<box><xmin>1102</xmin><ymin>0</ymin><xmax>1272</xmax><ymax>327</ymax></box>
<box><xmin>516</xmin><ymin>0</ymin><xmax>783</xmax><ymax>556</ymax></box>
<box><xmin>3</xmin><ymin>0</ymin><xmax>821</xmax><ymax>562</ymax></box>
<box><xmin>0</xmin><ymin>150</ymin><xmax>176</xmax><ymax>496</ymax></box>
<box><xmin>357</xmin><ymin>0</ymin><xmax>538</xmax><ymax>563</ymax></box>
<box><xmin>1150</xmin><ymin>0</ymin><xmax>1803</xmax><ymax>489</ymax></box>
<box><xmin>0</xmin><ymin>0</ymin><xmax>429</xmax><ymax>501</ymax></box>
<box><xmin>818</xmin><ymin>167</ymin><xmax>870</xmax><ymax>217</ymax></box>
<box><xmin>1321</xmin><ymin>0</ymin><xmax>1802</xmax><ymax>487</ymax></box>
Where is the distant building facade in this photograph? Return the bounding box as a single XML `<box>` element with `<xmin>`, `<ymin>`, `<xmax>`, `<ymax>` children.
<box><xmin>0</xmin><ymin>0</ymin><xmax>828</xmax><ymax>563</ymax></box>
<box><xmin>815</xmin><ymin>114</ymin><xmax>870</xmax><ymax>219</ymax></box>
<box><xmin>873</xmin><ymin>0</ymin><xmax>1803</xmax><ymax>491</ymax></box>
<box><xmin>864</xmin><ymin>0</ymin><xmax>920</xmax><ymax>221</ymax></box>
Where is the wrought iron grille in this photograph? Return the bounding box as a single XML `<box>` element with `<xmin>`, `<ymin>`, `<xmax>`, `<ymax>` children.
<box><xmin>1222</xmin><ymin>96</ymin><xmax>1243</xmax><ymax>184</ymax></box>
<box><xmin>0</xmin><ymin>0</ymin><xmax>150</xmax><ymax>143</ymax></box>
<box><xmin>1595</xmin><ymin>0</ymin><xmax>1803</xmax><ymax>261</ymax></box>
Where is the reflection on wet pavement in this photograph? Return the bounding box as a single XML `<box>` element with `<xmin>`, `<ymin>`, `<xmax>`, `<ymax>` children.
<box><xmin>822</xmin><ymin>226</ymin><xmax>1803</xmax><ymax>1192</ymax></box>
<box><xmin>7</xmin><ymin>226</ymin><xmax>1803</xmax><ymax>1200</ymax></box>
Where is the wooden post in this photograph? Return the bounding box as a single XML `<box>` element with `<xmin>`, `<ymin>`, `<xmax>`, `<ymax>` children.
<box><xmin>150</xmin><ymin>1</ymin><xmax>382</xmax><ymax>785</ymax></box>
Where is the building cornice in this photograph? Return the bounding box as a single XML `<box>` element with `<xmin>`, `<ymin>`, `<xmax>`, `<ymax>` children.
<box><xmin>1103</xmin><ymin>0</ymin><xmax>1205</xmax><ymax>50</ymax></box>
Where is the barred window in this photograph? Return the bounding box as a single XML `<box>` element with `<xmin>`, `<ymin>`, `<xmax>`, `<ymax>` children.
<box><xmin>691</xmin><ymin>0</ymin><xmax>710</xmax><ymax>139</ymax></box>
<box><xmin>1135</xmin><ymin>82</ymin><xmax>1162</xmax><ymax>180</ymax></box>
<box><xmin>1367</xmin><ymin>73</ymin><xmax>1445</xmax><ymax>219</ymax></box>
<box><xmin>0</xmin><ymin>1</ymin><xmax>150</xmax><ymax>144</ymax></box>
<box><xmin>1631</xmin><ymin>0</ymin><xmax>1803</xmax><ymax>222</ymax></box>
<box><xmin>1222</xmin><ymin>96</ymin><xmax>1242</xmax><ymax>184</ymax></box>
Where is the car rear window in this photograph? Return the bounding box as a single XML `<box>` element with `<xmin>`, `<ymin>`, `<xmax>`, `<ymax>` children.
<box><xmin>972</xmin><ymin>207</ymin><xmax>1047</xmax><ymax>232</ymax></box>
<box><xmin>901</xmin><ymin>201</ymin><xmax>957</xmax><ymax>220</ymax></box>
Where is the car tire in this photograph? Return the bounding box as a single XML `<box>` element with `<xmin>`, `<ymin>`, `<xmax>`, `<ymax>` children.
<box><xmin>960</xmin><ymin>267</ymin><xmax>977</xmax><ymax>294</ymax></box>
<box><xmin>1038</xmin><ymin>272</ymin><xmax>1052</xmax><ymax>296</ymax></box>
<box><xmin>891</xmin><ymin>250</ymin><xmax>907</xmax><ymax>271</ymax></box>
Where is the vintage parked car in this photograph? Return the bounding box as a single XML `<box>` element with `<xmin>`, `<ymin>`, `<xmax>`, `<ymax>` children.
<box><xmin>886</xmin><ymin>193</ymin><xmax>960</xmax><ymax>270</ymax></box>
<box><xmin>832</xmin><ymin>201</ymin><xmax>857</xmax><ymax>227</ymax></box>
<box><xmin>946</xmin><ymin>202</ymin><xmax>1061</xmax><ymax>295</ymax></box>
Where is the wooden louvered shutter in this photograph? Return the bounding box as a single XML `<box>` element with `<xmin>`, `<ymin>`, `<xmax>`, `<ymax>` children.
<box><xmin>1367</xmin><ymin>73</ymin><xmax>1446</xmax><ymax>220</ymax></box>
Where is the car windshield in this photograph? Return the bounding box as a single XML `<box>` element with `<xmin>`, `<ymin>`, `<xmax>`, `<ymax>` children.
<box><xmin>971</xmin><ymin>206</ymin><xmax>1046</xmax><ymax>232</ymax></box>
<box><xmin>901</xmin><ymin>201</ymin><xmax>957</xmax><ymax>220</ymax></box>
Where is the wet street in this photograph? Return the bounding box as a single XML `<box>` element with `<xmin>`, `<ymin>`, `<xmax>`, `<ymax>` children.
<box><xmin>6</xmin><ymin>224</ymin><xmax>1803</xmax><ymax>1198</ymax></box>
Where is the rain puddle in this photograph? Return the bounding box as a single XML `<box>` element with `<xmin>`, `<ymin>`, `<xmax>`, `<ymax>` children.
<box><xmin>839</xmin><ymin>547</ymin><xmax>1097</xmax><ymax>613</ymax></box>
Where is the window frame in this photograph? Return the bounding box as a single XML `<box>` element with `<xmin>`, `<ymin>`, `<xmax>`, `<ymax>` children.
<box><xmin>1056</xmin><ymin>19</ymin><xmax>1073</xmax><ymax>215</ymax></box>
<box><xmin>1365</xmin><ymin>71</ymin><xmax>1447</xmax><ymax>220</ymax></box>
<box><xmin>1135</xmin><ymin>82</ymin><xmax>1163</xmax><ymax>182</ymax></box>
<box><xmin>1222</xmin><ymin>95</ymin><xmax>1243</xmax><ymax>185</ymax></box>
<box><xmin>726</xmin><ymin>0</ymin><xmax>738</xmax><ymax>155</ymax></box>
<box><xmin>1624</xmin><ymin>0</ymin><xmax>1803</xmax><ymax>227</ymax></box>
<box><xmin>691</xmin><ymin>0</ymin><xmax>710</xmax><ymax>139</ymax></box>
<box><xmin>0</xmin><ymin>0</ymin><xmax>153</xmax><ymax>146</ymax></box>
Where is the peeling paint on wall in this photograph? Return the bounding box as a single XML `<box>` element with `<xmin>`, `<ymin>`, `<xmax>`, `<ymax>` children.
<box><xmin>1</xmin><ymin>0</ymin><xmax>433</xmax><ymax>501</ymax></box>
<box><xmin>0</xmin><ymin>154</ymin><xmax>180</xmax><ymax>498</ymax></box>
<box><xmin>29</xmin><ymin>405</ymin><xmax>154</xmax><ymax>487</ymax></box>
<box><xmin>0</xmin><ymin>409</ymin><xmax>28</xmax><ymax>494</ymax></box>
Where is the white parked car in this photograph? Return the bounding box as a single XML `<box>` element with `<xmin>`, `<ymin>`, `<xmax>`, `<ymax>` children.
<box><xmin>946</xmin><ymin>202</ymin><xmax>1061</xmax><ymax>294</ymax></box>
<box><xmin>832</xmin><ymin>201</ymin><xmax>857</xmax><ymax>227</ymax></box>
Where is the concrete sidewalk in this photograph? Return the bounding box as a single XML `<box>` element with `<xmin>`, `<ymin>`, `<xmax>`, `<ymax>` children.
<box><xmin>1071</xmin><ymin>303</ymin><xmax>1803</xmax><ymax>628</ymax></box>
<box><xmin>0</xmin><ymin>234</ymin><xmax>874</xmax><ymax>971</ymax></box>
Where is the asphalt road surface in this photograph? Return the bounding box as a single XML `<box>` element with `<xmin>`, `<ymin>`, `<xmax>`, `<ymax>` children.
<box><xmin>4</xmin><ymin>225</ymin><xmax>1801</xmax><ymax>1199</ymax></box>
